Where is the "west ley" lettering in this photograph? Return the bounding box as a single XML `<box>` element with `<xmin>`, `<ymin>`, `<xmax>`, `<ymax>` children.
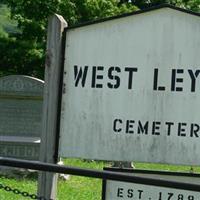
<box><xmin>73</xmin><ymin>65</ymin><xmax>200</xmax><ymax>92</ymax></box>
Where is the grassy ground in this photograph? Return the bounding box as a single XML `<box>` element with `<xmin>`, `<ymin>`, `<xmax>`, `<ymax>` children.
<box><xmin>0</xmin><ymin>159</ymin><xmax>199</xmax><ymax>200</ymax></box>
<box><xmin>0</xmin><ymin>175</ymin><xmax>37</xmax><ymax>200</ymax></box>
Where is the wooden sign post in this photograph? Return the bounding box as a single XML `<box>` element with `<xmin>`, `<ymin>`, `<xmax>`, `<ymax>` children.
<box><xmin>38</xmin><ymin>14</ymin><xmax>67</xmax><ymax>200</ymax></box>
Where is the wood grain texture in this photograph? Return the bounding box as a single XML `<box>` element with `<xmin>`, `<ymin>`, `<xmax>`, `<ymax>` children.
<box><xmin>38</xmin><ymin>14</ymin><xmax>67</xmax><ymax>200</ymax></box>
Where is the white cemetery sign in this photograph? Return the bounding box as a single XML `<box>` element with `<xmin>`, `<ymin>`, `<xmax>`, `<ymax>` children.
<box><xmin>102</xmin><ymin>168</ymin><xmax>200</xmax><ymax>200</ymax></box>
<box><xmin>59</xmin><ymin>6</ymin><xmax>200</xmax><ymax>165</ymax></box>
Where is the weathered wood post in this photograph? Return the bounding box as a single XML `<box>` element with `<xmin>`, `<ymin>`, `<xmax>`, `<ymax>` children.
<box><xmin>38</xmin><ymin>14</ymin><xmax>67</xmax><ymax>199</ymax></box>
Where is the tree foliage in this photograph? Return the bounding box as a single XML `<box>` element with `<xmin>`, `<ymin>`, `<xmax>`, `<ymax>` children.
<box><xmin>0</xmin><ymin>0</ymin><xmax>137</xmax><ymax>78</ymax></box>
<box><xmin>0</xmin><ymin>0</ymin><xmax>199</xmax><ymax>78</ymax></box>
<box><xmin>121</xmin><ymin>0</ymin><xmax>200</xmax><ymax>11</ymax></box>
<box><xmin>0</xmin><ymin>36</ymin><xmax>43</xmax><ymax>77</ymax></box>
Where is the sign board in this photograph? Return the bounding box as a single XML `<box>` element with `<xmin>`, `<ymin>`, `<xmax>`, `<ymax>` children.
<box><xmin>59</xmin><ymin>6</ymin><xmax>200</xmax><ymax>165</ymax></box>
<box><xmin>0</xmin><ymin>75</ymin><xmax>43</xmax><ymax>160</ymax></box>
<box><xmin>102</xmin><ymin>168</ymin><xmax>200</xmax><ymax>200</ymax></box>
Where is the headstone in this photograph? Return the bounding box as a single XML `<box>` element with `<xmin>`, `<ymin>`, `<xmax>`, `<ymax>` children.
<box><xmin>0</xmin><ymin>75</ymin><xmax>44</xmax><ymax>160</ymax></box>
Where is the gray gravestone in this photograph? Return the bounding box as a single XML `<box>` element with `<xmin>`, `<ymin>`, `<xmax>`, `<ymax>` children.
<box><xmin>0</xmin><ymin>75</ymin><xmax>44</xmax><ymax>160</ymax></box>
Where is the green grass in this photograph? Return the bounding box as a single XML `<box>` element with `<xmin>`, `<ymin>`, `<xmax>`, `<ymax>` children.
<box><xmin>57</xmin><ymin>159</ymin><xmax>106</xmax><ymax>200</ymax></box>
<box><xmin>0</xmin><ymin>159</ymin><xmax>200</xmax><ymax>200</ymax></box>
<box><xmin>0</xmin><ymin>175</ymin><xmax>37</xmax><ymax>200</ymax></box>
<box><xmin>135</xmin><ymin>162</ymin><xmax>200</xmax><ymax>173</ymax></box>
